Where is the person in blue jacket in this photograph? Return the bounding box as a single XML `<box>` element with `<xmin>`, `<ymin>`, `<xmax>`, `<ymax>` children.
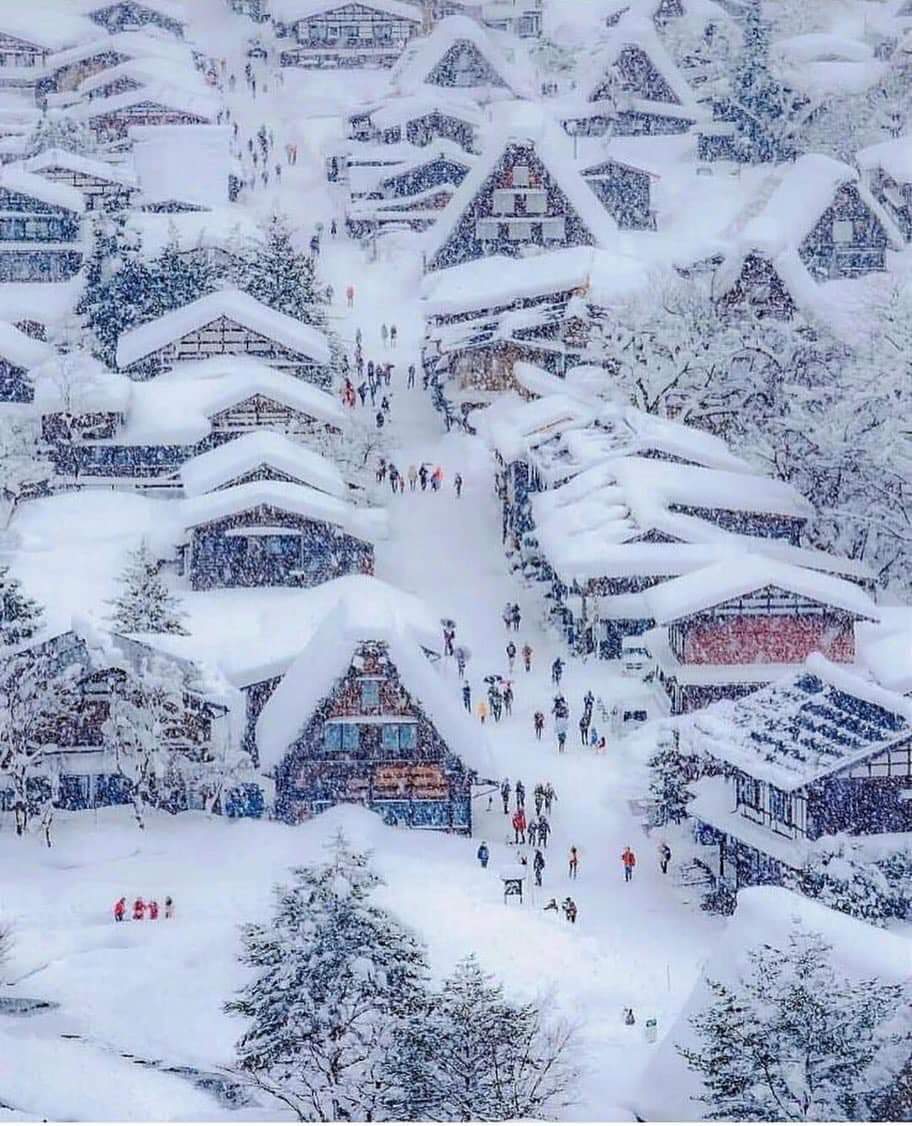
<box><xmin>476</xmin><ymin>842</ymin><xmax>490</xmax><ymax>869</ymax></box>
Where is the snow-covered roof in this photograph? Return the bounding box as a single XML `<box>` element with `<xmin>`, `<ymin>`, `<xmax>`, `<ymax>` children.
<box><xmin>0</xmin><ymin>319</ymin><xmax>55</xmax><ymax>370</ymax></box>
<box><xmin>0</xmin><ymin>167</ymin><xmax>84</xmax><ymax>213</ymax></box>
<box><xmin>271</xmin><ymin>0</ymin><xmax>421</xmax><ymax>21</ymax></box>
<box><xmin>679</xmin><ymin>653</ymin><xmax>912</xmax><ymax>791</ymax></box>
<box><xmin>633</xmin><ymin>883</ymin><xmax>912</xmax><ymax>1122</ymax></box>
<box><xmin>0</xmin><ymin>279</ymin><xmax>82</xmax><ymax>328</ymax></box>
<box><xmin>116</xmin><ymin>290</ymin><xmax>332</xmax><ymax>370</ymax></box>
<box><xmin>423</xmin><ymin>105</ymin><xmax>620</xmax><ymax>266</ymax></box>
<box><xmin>31</xmin><ymin>353</ymin><xmax>132</xmax><ymax>415</ymax></box>
<box><xmin>359</xmin><ymin>91</ymin><xmax>484</xmax><ymax>131</ymax></box>
<box><xmin>0</xmin><ymin>6</ymin><xmax>96</xmax><ymax>51</ymax></box>
<box><xmin>19</xmin><ymin>148</ymin><xmax>138</xmax><ymax>188</ymax></box>
<box><xmin>46</xmin><ymin>29</ymin><xmax>192</xmax><ymax>72</ymax></box>
<box><xmin>857</xmin><ymin>135</ymin><xmax>912</xmax><ymax>184</ymax></box>
<box><xmin>180</xmin><ymin>431</ymin><xmax>349</xmax><ymax>500</ymax></box>
<box><xmin>77</xmin><ymin>57</ymin><xmax>205</xmax><ymax>100</ymax></box>
<box><xmin>119</xmin><ymin>356</ymin><xmax>345</xmax><ymax>444</ymax></box>
<box><xmin>390</xmin><ymin>15</ymin><xmax>534</xmax><ymax>101</ymax></box>
<box><xmin>80</xmin><ymin>0</ymin><xmax>188</xmax><ymax>22</ymax></box>
<box><xmin>181</xmin><ymin>480</ymin><xmax>386</xmax><ymax>544</ymax></box>
<box><xmin>772</xmin><ymin>33</ymin><xmax>886</xmax><ymax>97</ymax></box>
<box><xmin>130</xmin><ymin>125</ymin><xmax>232</xmax><ymax>210</ymax></box>
<box><xmin>644</xmin><ymin>556</ymin><xmax>877</xmax><ymax>625</ymax></box>
<box><xmin>73</xmin><ymin>83</ymin><xmax>219</xmax><ymax>126</ymax></box>
<box><xmin>126</xmin><ymin>205</ymin><xmax>258</xmax><ymax>258</ymax></box>
<box><xmin>255</xmin><ymin>586</ymin><xmax>494</xmax><ymax>778</ymax></box>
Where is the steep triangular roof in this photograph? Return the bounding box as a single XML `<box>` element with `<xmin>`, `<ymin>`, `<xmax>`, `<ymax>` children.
<box><xmin>390</xmin><ymin>15</ymin><xmax>534</xmax><ymax>101</ymax></box>
<box><xmin>424</xmin><ymin>105</ymin><xmax>618</xmax><ymax>272</ymax></box>
<box><xmin>180</xmin><ymin>431</ymin><xmax>349</xmax><ymax>500</ymax></box>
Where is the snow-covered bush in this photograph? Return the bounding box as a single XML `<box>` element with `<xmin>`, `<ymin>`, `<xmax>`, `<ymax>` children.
<box><xmin>789</xmin><ymin>836</ymin><xmax>912</xmax><ymax>926</ymax></box>
<box><xmin>679</xmin><ymin>927</ymin><xmax>912</xmax><ymax>1120</ymax></box>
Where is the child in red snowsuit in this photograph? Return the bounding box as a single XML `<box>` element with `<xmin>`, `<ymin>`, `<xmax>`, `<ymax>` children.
<box><xmin>148</xmin><ymin>900</ymin><xmax>159</xmax><ymax>921</ymax></box>
<box><xmin>113</xmin><ymin>897</ymin><xmax>126</xmax><ymax>922</ymax></box>
<box><xmin>132</xmin><ymin>897</ymin><xmax>146</xmax><ymax>921</ymax></box>
<box><xmin>512</xmin><ymin>808</ymin><xmax>526</xmax><ymax>844</ymax></box>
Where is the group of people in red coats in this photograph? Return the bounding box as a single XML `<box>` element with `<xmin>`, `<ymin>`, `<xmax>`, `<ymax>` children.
<box><xmin>113</xmin><ymin>896</ymin><xmax>174</xmax><ymax>922</ymax></box>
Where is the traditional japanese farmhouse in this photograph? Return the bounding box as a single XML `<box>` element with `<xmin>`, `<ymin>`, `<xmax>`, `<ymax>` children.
<box><xmin>20</xmin><ymin>148</ymin><xmax>138</xmax><ymax>211</ymax></box>
<box><xmin>115</xmin><ymin>291</ymin><xmax>333</xmax><ymax>383</ymax></box>
<box><xmin>179</xmin><ymin>479</ymin><xmax>382</xmax><ymax>590</ymax></box>
<box><xmin>254</xmin><ymin>588</ymin><xmax>493</xmax><ymax>829</ymax></box>
<box><xmin>84</xmin><ymin>1</ymin><xmax>186</xmax><ymax>39</ymax></box>
<box><xmin>389</xmin><ymin>15</ymin><xmax>534</xmax><ymax>101</ymax></box>
<box><xmin>423</xmin><ymin>111</ymin><xmax>618</xmax><ymax>272</ymax></box>
<box><xmin>568</xmin><ymin>14</ymin><xmax>702</xmax><ymax>136</ymax></box>
<box><xmin>0</xmin><ymin>317</ymin><xmax>55</xmax><ymax>401</ymax></box>
<box><xmin>857</xmin><ymin>136</ymin><xmax>912</xmax><ymax>242</ymax></box>
<box><xmin>643</xmin><ymin>557</ymin><xmax>878</xmax><ymax>714</ymax></box>
<box><xmin>272</xmin><ymin>0</ymin><xmax>423</xmax><ymax>69</ymax></box>
<box><xmin>0</xmin><ymin>167</ymin><xmax>84</xmax><ymax>283</ymax></box>
<box><xmin>580</xmin><ymin>155</ymin><xmax>657</xmax><ymax>229</ymax></box>
<box><xmin>346</xmin><ymin>144</ymin><xmax>474</xmax><ymax>234</ymax></box>
<box><xmin>0</xmin><ymin>27</ymin><xmax>52</xmax><ymax>92</ymax></box>
<box><xmin>74</xmin><ymin>83</ymin><xmax>218</xmax><ymax>144</ymax></box>
<box><xmin>348</xmin><ymin>93</ymin><xmax>483</xmax><ymax>152</ymax></box>
<box><xmin>43</xmin><ymin>356</ymin><xmax>346</xmax><ymax>486</ymax></box>
<box><xmin>41</xmin><ymin>31</ymin><xmax>195</xmax><ymax>96</ymax></box>
<box><xmin>0</xmin><ymin>623</ymin><xmax>231</xmax><ymax>816</ymax></box>
<box><xmin>682</xmin><ymin>656</ymin><xmax>912</xmax><ymax>892</ymax></box>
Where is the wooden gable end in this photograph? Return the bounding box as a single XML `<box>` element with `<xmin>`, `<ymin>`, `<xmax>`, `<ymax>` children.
<box><xmin>215</xmin><ymin>464</ymin><xmax>320</xmax><ymax>492</ymax></box>
<box><xmin>800</xmin><ymin>182</ymin><xmax>890</xmax><ymax>280</ymax></box>
<box><xmin>209</xmin><ymin>394</ymin><xmax>341</xmax><ymax>436</ymax></box>
<box><xmin>718</xmin><ymin>252</ymin><xmax>797</xmax><ymax>319</ymax></box>
<box><xmin>429</xmin><ymin>140</ymin><xmax>598</xmax><ymax>270</ymax></box>
<box><xmin>425</xmin><ymin>38</ymin><xmax>509</xmax><ymax>89</ymax></box>
<box><xmin>614</xmin><ymin>44</ymin><xmax>680</xmax><ymax>103</ymax></box>
<box><xmin>0</xmin><ymin>188</ymin><xmax>76</xmax><ymax>215</ymax></box>
<box><xmin>0</xmin><ymin>32</ymin><xmax>49</xmax><ymax>54</ymax></box>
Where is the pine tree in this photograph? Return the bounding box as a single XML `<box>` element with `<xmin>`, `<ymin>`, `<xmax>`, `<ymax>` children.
<box><xmin>24</xmin><ymin>110</ymin><xmax>98</xmax><ymax>158</ymax></box>
<box><xmin>235</xmin><ymin>214</ymin><xmax>326</xmax><ymax>327</ymax></box>
<box><xmin>679</xmin><ymin>927</ymin><xmax>912</xmax><ymax>1120</ymax></box>
<box><xmin>226</xmin><ymin>832</ymin><xmax>431</xmax><ymax>1121</ymax></box>
<box><xmin>107</xmin><ymin>542</ymin><xmax>188</xmax><ymax>636</ymax></box>
<box><xmin>648</xmin><ymin>731</ymin><xmax>702</xmax><ymax>826</ymax></box>
<box><xmin>0</xmin><ymin>566</ymin><xmax>43</xmax><ymax>648</ymax></box>
<box><xmin>789</xmin><ymin>837</ymin><xmax>912</xmax><ymax>926</ymax></box>
<box><xmin>388</xmin><ymin>954</ymin><xmax>579</xmax><ymax>1121</ymax></box>
<box><xmin>146</xmin><ymin>232</ymin><xmax>219</xmax><ymax>319</ymax></box>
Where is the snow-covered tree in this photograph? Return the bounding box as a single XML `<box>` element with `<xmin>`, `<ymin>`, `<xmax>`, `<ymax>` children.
<box><xmin>388</xmin><ymin>955</ymin><xmax>579</xmax><ymax>1121</ymax></box>
<box><xmin>101</xmin><ymin>653</ymin><xmax>202</xmax><ymax>828</ymax></box>
<box><xmin>146</xmin><ymin>231</ymin><xmax>219</xmax><ymax>318</ymax></box>
<box><xmin>789</xmin><ymin>837</ymin><xmax>912</xmax><ymax>926</ymax></box>
<box><xmin>107</xmin><ymin>542</ymin><xmax>188</xmax><ymax>635</ymax></box>
<box><xmin>24</xmin><ymin>110</ymin><xmax>98</xmax><ymax>158</ymax></box>
<box><xmin>0</xmin><ymin>416</ymin><xmax>53</xmax><ymax>532</ymax></box>
<box><xmin>679</xmin><ymin>927</ymin><xmax>912</xmax><ymax>1120</ymax></box>
<box><xmin>0</xmin><ymin>646</ymin><xmax>79</xmax><ymax>838</ymax></box>
<box><xmin>648</xmin><ymin>728</ymin><xmax>706</xmax><ymax>826</ymax></box>
<box><xmin>235</xmin><ymin>214</ymin><xmax>326</xmax><ymax>328</ymax></box>
<box><xmin>226</xmin><ymin>832</ymin><xmax>431</xmax><ymax>1121</ymax></box>
<box><xmin>0</xmin><ymin>566</ymin><xmax>43</xmax><ymax>648</ymax></box>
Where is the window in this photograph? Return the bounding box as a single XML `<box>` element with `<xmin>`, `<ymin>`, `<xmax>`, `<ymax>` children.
<box><xmin>381</xmin><ymin>723</ymin><xmax>399</xmax><ymax>751</ymax></box>
<box><xmin>492</xmin><ymin>189</ymin><xmax>516</xmax><ymax>215</ymax></box>
<box><xmin>833</xmin><ymin>219</ymin><xmax>854</xmax><ymax>243</ymax></box>
<box><xmin>513</xmin><ymin>164</ymin><xmax>530</xmax><ymax>187</ymax></box>
<box><xmin>476</xmin><ymin>218</ymin><xmax>500</xmax><ymax>240</ymax></box>
<box><xmin>381</xmin><ymin>723</ymin><xmax>418</xmax><ymax>752</ymax></box>
<box><xmin>507</xmin><ymin>220</ymin><xmax>533</xmax><ymax>241</ymax></box>
<box><xmin>324</xmin><ymin>723</ymin><xmax>361</xmax><ymax>753</ymax></box>
<box><xmin>770</xmin><ymin>786</ymin><xmax>792</xmax><ymax>825</ymax></box>
<box><xmin>360</xmin><ymin>679</ymin><xmax>380</xmax><ymax>710</ymax></box>
<box><xmin>524</xmin><ymin>190</ymin><xmax>547</xmax><ymax>214</ymax></box>
<box><xmin>541</xmin><ymin>216</ymin><xmax>566</xmax><ymax>241</ymax></box>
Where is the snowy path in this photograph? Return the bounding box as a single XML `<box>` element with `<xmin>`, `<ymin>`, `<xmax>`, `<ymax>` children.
<box><xmin>317</xmin><ymin>232</ymin><xmax>722</xmax><ymax>1115</ymax></box>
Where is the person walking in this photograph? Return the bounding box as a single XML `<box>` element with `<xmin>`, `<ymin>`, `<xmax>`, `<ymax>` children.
<box><xmin>113</xmin><ymin>896</ymin><xmax>126</xmax><ymax>922</ymax></box>
<box><xmin>527</xmin><ymin>819</ymin><xmax>537</xmax><ymax>848</ymax></box>
<box><xmin>331</xmin><ymin>218</ymin><xmax>337</xmax><ymax>237</ymax></box>
<box><xmin>390</xmin><ymin>324</ymin><xmax>397</xmax><ymax>347</ymax></box>
<box><xmin>532</xmin><ymin>849</ymin><xmax>545</xmax><ymax>887</ymax></box>
<box><xmin>164</xmin><ymin>896</ymin><xmax>174</xmax><ymax>919</ymax></box>
<box><xmin>477</xmin><ymin>841</ymin><xmax>490</xmax><ymax>869</ymax></box>
<box><xmin>503</xmin><ymin>681</ymin><xmax>513</xmax><ymax>716</ymax></box>
<box><xmin>148</xmin><ymin>899</ymin><xmax>159</xmax><ymax>921</ymax></box>
<box><xmin>506</xmin><ymin>640</ymin><xmax>516</xmax><ymax>673</ymax></box>
<box><xmin>132</xmin><ymin>897</ymin><xmax>146</xmax><ymax>921</ymax></box>
<box><xmin>515</xmin><ymin>779</ymin><xmax>525</xmax><ymax>809</ymax></box>
<box><xmin>579</xmin><ymin>712</ymin><xmax>590</xmax><ymax>745</ymax></box>
<box><xmin>544</xmin><ymin>782</ymin><xmax>556</xmax><ymax>815</ymax></box>
<box><xmin>522</xmin><ymin>643</ymin><xmax>533</xmax><ymax>672</ymax></box>
<box><xmin>622</xmin><ymin>846</ymin><xmax>637</xmax><ymax>883</ymax></box>
<box><xmin>562</xmin><ymin>897</ymin><xmax>577</xmax><ymax>924</ymax></box>
<box><xmin>568</xmin><ymin>846</ymin><xmax>579</xmax><ymax>879</ymax></box>
<box><xmin>381</xmin><ymin>323</ymin><xmax>388</xmax><ymax>348</ymax></box>
<box><xmin>511</xmin><ymin>604</ymin><xmax>521</xmax><ymax>632</ymax></box>
<box><xmin>346</xmin><ymin>284</ymin><xmax>354</xmax><ymax>308</ymax></box>
<box><xmin>537</xmin><ymin>815</ymin><xmax>550</xmax><ymax>848</ymax></box>
<box><xmin>462</xmin><ymin>682</ymin><xmax>471</xmax><ymax>712</ymax></box>
<box><xmin>658</xmin><ymin>841</ymin><xmax>672</xmax><ymax>875</ymax></box>
<box><xmin>533</xmin><ymin>710</ymin><xmax>544</xmax><ymax>740</ymax></box>
<box><xmin>534</xmin><ymin>784</ymin><xmax>544</xmax><ymax>817</ymax></box>
<box><xmin>388</xmin><ymin>465</ymin><xmax>400</xmax><ymax>494</ymax></box>
<box><xmin>407</xmin><ymin>363</ymin><xmax>416</xmax><ymax>388</ymax></box>
<box><xmin>454</xmin><ymin>472</ymin><xmax>463</xmax><ymax>498</ymax></box>
<box><xmin>375</xmin><ymin>410</ymin><xmax>385</xmax><ymax>430</ymax></box>
<box><xmin>500</xmin><ymin>778</ymin><xmax>510</xmax><ymax>814</ymax></box>
<box><xmin>557</xmin><ymin>727</ymin><xmax>567</xmax><ymax>752</ymax></box>
<box><xmin>431</xmin><ymin>466</ymin><xmax>443</xmax><ymax>492</ymax></box>
<box><xmin>477</xmin><ymin>699</ymin><xmax>488</xmax><ymax>724</ymax></box>
<box><xmin>512</xmin><ymin>807</ymin><xmax>527</xmax><ymax>845</ymax></box>
<box><xmin>551</xmin><ymin>657</ymin><xmax>564</xmax><ymax>686</ymax></box>
<box><xmin>419</xmin><ymin>464</ymin><xmax>429</xmax><ymax>491</ymax></box>
<box><xmin>455</xmin><ymin>646</ymin><xmax>468</xmax><ymax>679</ymax></box>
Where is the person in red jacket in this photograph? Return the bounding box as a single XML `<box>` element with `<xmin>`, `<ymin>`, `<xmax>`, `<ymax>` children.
<box><xmin>132</xmin><ymin>897</ymin><xmax>146</xmax><ymax>921</ymax></box>
<box><xmin>148</xmin><ymin>900</ymin><xmax>159</xmax><ymax>921</ymax></box>
<box><xmin>622</xmin><ymin>847</ymin><xmax>637</xmax><ymax>883</ymax></box>
<box><xmin>113</xmin><ymin>897</ymin><xmax>126</xmax><ymax>922</ymax></box>
<box><xmin>512</xmin><ymin>808</ymin><xmax>526</xmax><ymax>844</ymax></box>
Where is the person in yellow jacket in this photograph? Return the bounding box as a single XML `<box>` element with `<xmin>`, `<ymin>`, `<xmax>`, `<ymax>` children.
<box><xmin>476</xmin><ymin>699</ymin><xmax>489</xmax><ymax>724</ymax></box>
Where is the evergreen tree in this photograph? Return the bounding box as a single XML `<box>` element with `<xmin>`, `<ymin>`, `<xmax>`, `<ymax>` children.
<box><xmin>146</xmin><ymin>231</ymin><xmax>219</xmax><ymax>318</ymax></box>
<box><xmin>648</xmin><ymin>731</ymin><xmax>703</xmax><ymax>826</ymax></box>
<box><xmin>107</xmin><ymin>542</ymin><xmax>188</xmax><ymax>635</ymax></box>
<box><xmin>0</xmin><ymin>415</ymin><xmax>54</xmax><ymax>531</ymax></box>
<box><xmin>24</xmin><ymin>110</ymin><xmax>98</xmax><ymax>158</ymax></box>
<box><xmin>789</xmin><ymin>837</ymin><xmax>912</xmax><ymax>926</ymax></box>
<box><xmin>235</xmin><ymin>215</ymin><xmax>326</xmax><ymax>327</ymax></box>
<box><xmin>0</xmin><ymin>566</ymin><xmax>43</xmax><ymax>648</ymax></box>
<box><xmin>679</xmin><ymin>927</ymin><xmax>912</xmax><ymax>1120</ymax></box>
<box><xmin>226</xmin><ymin>832</ymin><xmax>431</xmax><ymax>1121</ymax></box>
<box><xmin>388</xmin><ymin>954</ymin><xmax>579</xmax><ymax>1121</ymax></box>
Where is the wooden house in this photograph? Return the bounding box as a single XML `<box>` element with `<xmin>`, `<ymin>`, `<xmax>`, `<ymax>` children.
<box><xmin>0</xmin><ymin>30</ymin><xmax>52</xmax><ymax>91</ymax></box>
<box><xmin>389</xmin><ymin>15</ymin><xmax>534</xmax><ymax>101</ymax></box>
<box><xmin>423</xmin><ymin>117</ymin><xmax>617</xmax><ymax>272</ymax></box>
<box><xmin>254</xmin><ymin>594</ymin><xmax>493</xmax><ymax>829</ymax></box>
<box><xmin>643</xmin><ymin>557</ymin><xmax>878</xmax><ymax>715</ymax></box>
<box><xmin>45</xmin><ymin>358</ymin><xmax>346</xmax><ymax>486</ymax></box>
<box><xmin>346</xmin><ymin>145</ymin><xmax>473</xmax><ymax>233</ymax></box>
<box><xmin>272</xmin><ymin>0</ymin><xmax>422</xmax><ymax>69</ymax></box>
<box><xmin>580</xmin><ymin>157</ymin><xmax>656</xmax><ymax>229</ymax></box>
<box><xmin>178</xmin><ymin>481</ymin><xmax>384</xmax><ymax>590</ymax></box>
<box><xmin>0</xmin><ymin>626</ymin><xmax>229</xmax><ymax>817</ymax></box>
<box><xmin>857</xmin><ymin>137</ymin><xmax>912</xmax><ymax>242</ymax></box>
<box><xmin>683</xmin><ymin>656</ymin><xmax>912</xmax><ymax>892</ymax></box>
<box><xmin>41</xmin><ymin>31</ymin><xmax>193</xmax><ymax>95</ymax></box>
<box><xmin>0</xmin><ymin>168</ymin><xmax>84</xmax><ymax>283</ymax></box>
<box><xmin>85</xmin><ymin>2</ymin><xmax>186</xmax><ymax>39</ymax></box>
<box><xmin>0</xmin><ymin>317</ymin><xmax>55</xmax><ymax>401</ymax></box>
<box><xmin>21</xmin><ymin>149</ymin><xmax>138</xmax><ymax>211</ymax></box>
<box><xmin>478</xmin><ymin>0</ymin><xmax>543</xmax><ymax>38</ymax></box>
<box><xmin>712</xmin><ymin>248</ymin><xmax>800</xmax><ymax>320</ymax></box>
<box><xmin>75</xmin><ymin>84</ymin><xmax>218</xmax><ymax>143</ymax></box>
<box><xmin>115</xmin><ymin>290</ymin><xmax>333</xmax><ymax>383</ymax></box>
<box><xmin>348</xmin><ymin>94</ymin><xmax>482</xmax><ymax>152</ymax></box>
